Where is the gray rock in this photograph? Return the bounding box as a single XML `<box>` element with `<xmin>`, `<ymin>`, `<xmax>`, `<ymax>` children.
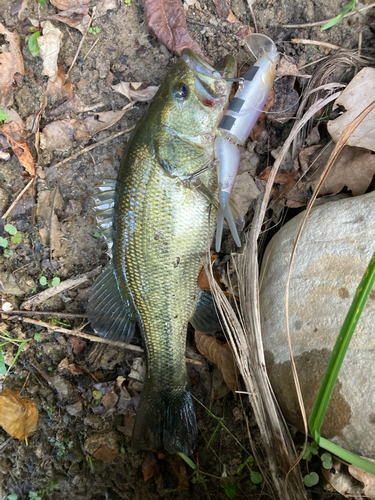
<box><xmin>260</xmin><ymin>192</ymin><xmax>375</xmax><ymax>458</ymax></box>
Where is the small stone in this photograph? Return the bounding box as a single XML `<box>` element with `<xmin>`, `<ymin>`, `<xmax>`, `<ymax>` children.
<box><xmin>66</xmin><ymin>401</ymin><xmax>83</xmax><ymax>417</ymax></box>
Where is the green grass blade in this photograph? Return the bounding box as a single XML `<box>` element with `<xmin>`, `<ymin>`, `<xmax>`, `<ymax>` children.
<box><xmin>178</xmin><ymin>452</ymin><xmax>198</xmax><ymax>470</ymax></box>
<box><xmin>207</xmin><ymin>417</ymin><xmax>224</xmax><ymax>448</ymax></box>
<box><xmin>309</xmin><ymin>252</ymin><xmax>375</xmax><ymax>473</ymax></box>
<box><xmin>5</xmin><ymin>339</ymin><xmax>29</xmax><ymax>379</ymax></box>
<box><xmin>321</xmin><ymin>0</ymin><xmax>356</xmax><ymax>30</ymax></box>
<box><xmin>0</xmin><ymin>350</ymin><xmax>6</xmax><ymax>376</ymax></box>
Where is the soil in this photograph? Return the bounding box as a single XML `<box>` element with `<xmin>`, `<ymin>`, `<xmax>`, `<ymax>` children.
<box><xmin>0</xmin><ymin>0</ymin><xmax>374</xmax><ymax>499</ymax></box>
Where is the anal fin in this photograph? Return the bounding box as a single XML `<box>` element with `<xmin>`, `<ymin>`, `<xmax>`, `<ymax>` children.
<box><xmin>87</xmin><ymin>262</ymin><xmax>137</xmax><ymax>343</ymax></box>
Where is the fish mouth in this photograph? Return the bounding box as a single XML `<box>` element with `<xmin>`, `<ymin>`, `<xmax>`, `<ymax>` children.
<box><xmin>181</xmin><ymin>49</ymin><xmax>233</xmax><ymax>101</ymax></box>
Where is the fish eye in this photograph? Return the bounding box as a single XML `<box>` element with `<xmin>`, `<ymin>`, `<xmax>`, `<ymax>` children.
<box><xmin>174</xmin><ymin>83</ymin><xmax>189</xmax><ymax>99</ymax></box>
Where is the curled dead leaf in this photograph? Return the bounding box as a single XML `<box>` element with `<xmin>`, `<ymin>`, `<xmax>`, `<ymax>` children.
<box><xmin>38</xmin><ymin>22</ymin><xmax>62</xmax><ymax>82</ymax></box>
<box><xmin>47</xmin><ymin>5</ymin><xmax>90</xmax><ymax>32</ymax></box>
<box><xmin>328</xmin><ymin>67</ymin><xmax>375</xmax><ymax>152</ymax></box>
<box><xmin>37</xmin><ymin>187</ymin><xmax>64</xmax><ymax>256</ymax></box>
<box><xmin>276</xmin><ymin>55</ymin><xmax>311</xmax><ymax>79</ymax></box>
<box><xmin>195</xmin><ymin>331</ymin><xmax>238</xmax><ymax>394</ymax></box>
<box><xmin>0</xmin><ymin>23</ymin><xmax>24</xmax><ymax>108</ymax></box>
<box><xmin>306</xmin><ymin>143</ymin><xmax>375</xmax><ymax>197</ymax></box>
<box><xmin>142</xmin><ymin>452</ymin><xmax>158</xmax><ymax>482</ymax></box>
<box><xmin>58</xmin><ymin>357</ymin><xmax>85</xmax><ymax>375</ymax></box>
<box><xmin>0</xmin><ymin>122</ymin><xmax>35</xmax><ymax>177</ymax></box>
<box><xmin>46</xmin><ymin>61</ymin><xmax>73</xmax><ymax>99</ymax></box>
<box><xmin>0</xmin><ymin>387</ymin><xmax>38</xmax><ymax>441</ymax></box>
<box><xmin>112</xmin><ymin>82</ymin><xmax>159</xmax><ymax>103</ymax></box>
<box><xmin>348</xmin><ymin>462</ymin><xmax>375</xmax><ymax>498</ymax></box>
<box><xmin>142</xmin><ymin>0</ymin><xmax>209</xmax><ymax>62</ymax></box>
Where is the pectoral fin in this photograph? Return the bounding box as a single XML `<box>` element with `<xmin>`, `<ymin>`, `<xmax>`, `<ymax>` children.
<box><xmin>190</xmin><ymin>290</ymin><xmax>222</xmax><ymax>334</ymax></box>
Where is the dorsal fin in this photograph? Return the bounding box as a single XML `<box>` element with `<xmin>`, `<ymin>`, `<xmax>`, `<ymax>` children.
<box><xmin>91</xmin><ymin>180</ymin><xmax>116</xmax><ymax>253</ymax></box>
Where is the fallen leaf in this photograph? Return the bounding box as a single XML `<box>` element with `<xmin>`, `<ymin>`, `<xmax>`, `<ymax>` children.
<box><xmin>37</xmin><ymin>187</ymin><xmax>65</xmax><ymax>256</ymax></box>
<box><xmin>94</xmin><ymin>443</ymin><xmax>119</xmax><ymax>461</ymax></box>
<box><xmin>0</xmin><ymin>387</ymin><xmax>38</xmax><ymax>441</ymax></box>
<box><xmin>128</xmin><ymin>357</ymin><xmax>146</xmax><ymax>392</ymax></box>
<box><xmin>0</xmin><ymin>122</ymin><xmax>35</xmax><ymax>176</ymax></box>
<box><xmin>46</xmin><ymin>95</ymin><xmax>104</xmax><ymax>118</ymax></box>
<box><xmin>40</xmin><ymin>109</ymin><xmax>128</xmax><ymax>150</ymax></box>
<box><xmin>84</xmin><ymin>432</ymin><xmax>119</xmax><ymax>461</ymax></box>
<box><xmin>47</xmin><ymin>5</ymin><xmax>90</xmax><ymax>32</ymax></box>
<box><xmin>112</xmin><ymin>82</ymin><xmax>159</xmax><ymax>103</ymax></box>
<box><xmin>46</xmin><ymin>61</ymin><xmax>73</xmax><ymax>99</ymax></box>
<box><xmin>171</xmin><ymin>455</ymin><xmax>189</xmax><ymax>488</ymax></box>
<box><xmin>50</xmin><ymin>0</ymin><xmax>91</xmax><ymax>10</ymax></box>
<box><xmin>348</xmin><ymin>462</ymin><xmax>375</xmax><ymax>498</ymax></box>
<box><xmin>57</xmin><ymin>357</ymin><xmax>85</xmax><ymax>375</ymax></box>
<box><xmin>328</xmin><ymin>67</ymin><xmax>375</xmax><ymax>152</ymax></box>
<box><xmin>268</xmin><ymin>77</ymin><xmax>299</xmax><ymax>123</ymax></box>
<box><xmin>69</xmin><ymin>336</ymin><xmax>87</xmax><ymax>355</ymax></box>
<box><xmin>102</xmin><ymin>389</ymin><xmax>119</xmax><ymax>410</ymax></box>
<box><xmin>307</xmin><ymin>144</ymin><xmax>375</xmax><ymax>196</ymax></box>
<box><xmin>322</xmin><ymin>458</ymin><xmax>366</xmax><ymax>498</ymax></box>
<box><xmin>276</xmin><ymin>55</ymin><xmax>311</xmax><ymax>79</ymax></box>
<box><xmin>0</xmin><ymin>23</ymin><xmax>24</xmax><ymax>108</ymax></box>
<box><xmin>142</xmin><ymin>452</ymin><xmax>158</xmax><ymax>482</ymax></box>
<box><xmin>195</xmin><ymin>331</ymin><xmax>238</xmax><ymax>394</ymax></box>
<box><xmin>37</xmin><ymin>21</ymin><xmax>63</xmax><ymax>82</ymax></box>
<box><xmin>197</xmin><ymin>266</ymin><xmax>224</xmax><ymax>291</ymax></box>
<box><xmin>142</xmin><ymin>0</ymin><xmax>209</xmax><ymax>62</ymax></box>
<box><xmin>95</xmin><ymin>0</ymin><xmax>119</xmax><ymax>17</ymax></box>
<box><xmin>231</xmin><ymin>171</ymin><xmax>260</xmax><ymax>218</ymax></box>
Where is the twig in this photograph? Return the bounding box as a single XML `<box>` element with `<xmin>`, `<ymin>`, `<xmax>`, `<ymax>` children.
<box><xmin>0</xmin><ymin>437</ymin><xmax>12</xmax><ymax>452</ymax></box>
<box><xmin>281</xmin><ymin>4</ymin><xmax>374</xmax><ymax>28</ymax></box>
<box><xmin>291</xmin><ymin>39</ymin><xmax>340</xmax><ymax>50</ymax></box>
<box><xmin>22</xmin><ymin>317</ymin><xmax>203</xmax><ymax>365</ymax></box>
<box><xmin>21</xmin><ymin>267</ymin><xmax>102</xmax><ymax>311</ymax></box>
<box><xmin>19</xmin><ymin>372</ymin><xmax>31</xmax><ymax>397</ymax></box>
<box><xmin>298</xmin><ymin>55</ymin><xmax>329</xmax><ymax>70</ymax></box>
<box><xmin>2</xmin><ymin>178</ymin><xmax>34</xmax><ymax>219</ymax></box>
<box><xmin>53</xmin><ymin>125</ymin><xmax>135</xmax><ymax>169</ymax></box>
<box><xmin>6</xmin><ymin>310</ymin><xmax>87</xmax><ymax>318</ymax></box>
<box><xmin>66</xmin><ymin>16</ymin><xmax>93</xmax><ymax>81</ymax></box>
<box><xmin>84</xmin><ymin>37</ymin><xmax>100</xmax><ymax>61</ymax></box>
<box><xmin>247</xmin><ymin>0</ymin><xmax>258</xmax><ymax>33</ymax></box>
<box><xmin>355</xmin><ymin>31</ymin><xmax>363</xmax><ymax>76</ymax></box>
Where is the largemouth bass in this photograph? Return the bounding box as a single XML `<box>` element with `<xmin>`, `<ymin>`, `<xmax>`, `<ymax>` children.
<box><xmin>88</xmin><ymin>50</ymin><xmax>236</xmax><ymax>455</ymax></box>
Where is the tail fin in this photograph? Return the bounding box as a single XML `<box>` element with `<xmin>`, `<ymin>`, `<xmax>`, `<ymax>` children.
<box><xmin>131</xmin><ymin>380</ymin><xmax>197</xmax><ymax>455</ymax></box>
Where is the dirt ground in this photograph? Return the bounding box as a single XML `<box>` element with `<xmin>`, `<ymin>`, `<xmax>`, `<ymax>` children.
<box><xmin>0</xmin><ymin>0</ymin><xmax>374</xmax><ymax>498</ymax></box>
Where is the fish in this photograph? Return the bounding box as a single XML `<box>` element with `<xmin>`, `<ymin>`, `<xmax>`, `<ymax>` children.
<box><xmin>87</xmin><ymin>49</ymin><xmax>236</xmax><ymax>455</ymax></box>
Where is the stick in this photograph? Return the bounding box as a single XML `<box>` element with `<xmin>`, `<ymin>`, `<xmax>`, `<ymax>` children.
<box><xmin>21</xmin><ymin>267</ymin><xmax>102</xmax><ymax>311</ymax></box>
<box><xmin>5</xmin><ymin>310</ymin><xmax>87</xmax><ymax>318</ymax></box>
<box><xmin>281</xmin><ymin>4</ymin><xmax>374</xmax><ymax>28</ymax></box>
<box><xmin>84</xmin><ymin>37</ymin><xmax>100</xmax><ymax>61</ymax></box>
<box><xmin>291</xmin><ymin>39</ymin><xmax>340</xmax><ymax>50</ymax></box>
<box><xmin>2</xmin><ymin>178</ymin><xmax>34</xmax><ymax>219</ymax></box>
<box><xmin>22</xmin><ymin>317</ymin><xmax>203</xmax><ymax>365</ymax></box>
<box><xmin>53</xmin><ymin>125</ymin><xmax>135</xmax><ymax>169</ymax></box>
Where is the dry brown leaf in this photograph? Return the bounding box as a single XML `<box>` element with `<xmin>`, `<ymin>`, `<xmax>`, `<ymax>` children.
<box><xmin>94</xmin><ymin>443</ymin><xmax>119</xmax><ymax>461</ymax></box>
<box><xmin>0</xmin><ymin>23</ymin><xmax>24</xmax><ymax>108</ymax></box>
<box><xmin>0</xmin><ymin>387</ymin><xmax>38</xmax><ymax>441</ymax></box>
<box><xmin>112</xmin><ymin>82</ymin><xmax>159</xmax><ymax>103</ymax></box>
<box><xmin>348</xmin><ymin>462</ymin><xmax>375</xmax><ymax>498</ymax></box>
<box><xmin>46</xmin><ymin>95</ymin><xmax>104</xmax><ymax>118</ymax></box>
<box><xmin>170</xmin><ymin>455</ymin><xmax>189</xmax><ymax>488</ymax></box>
<box><xmin>142</xmin><ymin>452</ymin><xmax>158</xmax><ymax>482</ymax></box>
<box><xmin>38</xmin><ymin>22</ymin><xmax>62</xmax><ymax>82</ymax></box>
<box><xmin>57</xmin><ymin>357</ymin><xmax>85</xmax><ymax>375</ymax></box>
<box><xmin>322</xmin><ymin>459</ymin><xmax>365</xmax><ymax>498</ymax></box>
<box><xmin>47</xmin><ymin>6</ymin><xmax>90</xmax><ymax>32</ymax></box>
<box><xmin>307</xmin><ymin>144</ymin><xmax>375</xmax><ymax>196</ymax></box>
<box><xmin>37</xmin><ymin>187</ymin><xmax>64</xmax><ymax>256</ymax></box>
<box><xmin>328</xmin><ymin>67</ymin><xmax>375</xmax><ymax>152</ymax></box>
<box><xmin>40</xmin><ymin>109</ymin><xmax>127</xmax><ymax>151</ymax></box>
<box><xmin>142</xmin><ymin>0</ymin><xmax>209</xmax><ymax>62</ymax></box>
<box><xmin>0</xmin><ymin>122</ymin><xmax>35</xmax><ymax>176</ymax></box>
<box><xmin>195</xmin><ymin>331</ymin><xmax>238</xmax><ymax>393</ymax></box>
<box><xmin>268</xmin><ymin>77</ymin><xmax>299</xmax><ymax>123</ymax></box>
<box><xmin>276</xmin><ymin>55</ymin><xmax>311</xmax><ymax>79</ymax></box>
<box><xmin>257</xmin><ymin>169</ymin><xmax>310</xmax><ymax>208</ymax></box>
<box><xmin>46</xmin><ymin>61</ymin><xmax>73</xmax><ymax>99</ymax></box>
<box><xmin>50</xmin><ymin>0</ymin><xmax>91</xmax><ymax>10</ymax></box>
